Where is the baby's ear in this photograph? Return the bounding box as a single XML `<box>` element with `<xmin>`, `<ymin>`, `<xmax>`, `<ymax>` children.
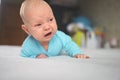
<box><xmin>21</xmin><ymin>24</ymin><xmax>30</xmax><ymax>35</ymax></box>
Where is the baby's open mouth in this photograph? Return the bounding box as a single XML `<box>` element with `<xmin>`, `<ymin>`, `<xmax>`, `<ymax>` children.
<box><xmin>44</xmin><ymin>32</ymin><xmax>52</xmax><ymax>37</ymax></box>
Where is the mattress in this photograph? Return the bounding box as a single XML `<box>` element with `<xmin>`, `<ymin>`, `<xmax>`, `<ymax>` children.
<box><xmin>0</xmin><ymin>45</ymin><xmax>120</xmax><ymax>80</ymax></box>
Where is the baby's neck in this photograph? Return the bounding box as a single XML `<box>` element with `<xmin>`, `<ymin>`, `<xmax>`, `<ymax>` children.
<box><xmin>41</xmin><ymin>42</ymin><xmax>49</xmax><ymax>51</ymax></box>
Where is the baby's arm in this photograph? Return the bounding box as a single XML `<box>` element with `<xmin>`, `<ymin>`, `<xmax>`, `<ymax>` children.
<box><xmin>36</xmin><ymin>54</ymin><xmax>48</xmax><ymax>59</ymax></box>
<box><xmin>63</xmin><ymin>36</ymin><xmax>90</xmax><ymax>59</ymax></box>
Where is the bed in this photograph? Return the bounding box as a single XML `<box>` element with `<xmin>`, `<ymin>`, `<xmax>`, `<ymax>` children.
<box><xmin>0</xmin><ymin>45</ymin><xmax>120</xmax><ymax>80</ymax></box>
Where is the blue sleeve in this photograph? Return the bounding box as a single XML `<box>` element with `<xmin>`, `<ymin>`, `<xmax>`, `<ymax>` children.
<box><xmin>20</xmin><ymin>47</ymin><xmax>37</xmax><ymax>58</ymax></box>
<box><xmin>20</xmin><ymin>36</ymin><xmax>39</xmax><ymax>58</ymax></box>
<box><xmin>57</xmin><ymin>31</ymin><xmax>83</xmax><ymax>57</ymax></box>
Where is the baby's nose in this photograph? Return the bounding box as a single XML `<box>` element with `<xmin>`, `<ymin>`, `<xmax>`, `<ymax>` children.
<box><xmin>43</xmin><ymin>24</ymin><xmax>50</xmax><ymax>31</ymax></box>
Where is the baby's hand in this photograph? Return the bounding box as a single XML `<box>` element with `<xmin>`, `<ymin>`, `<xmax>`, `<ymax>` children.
<box><xmin>74</xmin><ymin>54</ymin><xmax>90</xmax><ymax>59</ymax></box>
<box><xmin>36</xmin><ymin>54</ymin><xmax>48</xmax><ymax>59</ymax></box>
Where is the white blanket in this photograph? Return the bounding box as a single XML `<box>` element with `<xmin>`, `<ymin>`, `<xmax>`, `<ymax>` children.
<box><xmin>0</xmin><ymin>45</ymin><xmax>120</xmax><ymax>80</ymax></box>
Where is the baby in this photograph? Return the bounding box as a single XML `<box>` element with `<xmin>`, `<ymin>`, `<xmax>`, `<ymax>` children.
<box><xmin>20</xmin><ymin>0</ymin><xmax>89</xmax><ymax>59</ymax></box>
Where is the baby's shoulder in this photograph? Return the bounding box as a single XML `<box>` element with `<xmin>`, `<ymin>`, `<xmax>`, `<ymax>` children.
<box><xmin>56</xmin><ymin>30</ymin><xmax>68</xmax><ymax>38</ymax></box>
<box><xmin>22</xmin><ymin>36</ymin><xmax>38</xmax><ymax>47</ymax></box>
<box><xmin>55</xmin><ymin>30</ymin><xmax>71</xmax><ymax>42</ymax></box>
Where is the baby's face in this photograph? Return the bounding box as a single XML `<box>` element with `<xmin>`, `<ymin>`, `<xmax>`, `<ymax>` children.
<box><xmin>24</xmin><ymin>2</ymin><xmax>57</xmax><ymax>43</ymax></box>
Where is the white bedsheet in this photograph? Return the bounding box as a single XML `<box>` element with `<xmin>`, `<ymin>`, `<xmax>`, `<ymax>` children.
<box><xmin>0</xmin><ymin>45</ymin><xmax>120</xmax><ymax>80</ymax></box>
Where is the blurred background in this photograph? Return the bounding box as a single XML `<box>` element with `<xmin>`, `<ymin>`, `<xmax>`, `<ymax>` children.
<box><xmin>0</xmin><ymin>0</ymin><xmax>120</xmax><ymax>49</ymax></box>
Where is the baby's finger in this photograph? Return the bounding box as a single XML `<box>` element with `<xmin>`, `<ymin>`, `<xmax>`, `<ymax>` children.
<box><xmin>84</xmin><ymin>55</ymin><xmax>90</xmax><ymax>59</ymax></box>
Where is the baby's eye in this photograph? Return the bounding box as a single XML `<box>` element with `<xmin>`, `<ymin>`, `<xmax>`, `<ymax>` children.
<box><xmin>49</xmin><ymin>18</ymin><xmax>53</xmax><ymax>21</ymax></box>
<box><xmin>35</xmin><ymin>24</ymin><xmax>42</xmax><ymax>27</ymax></box>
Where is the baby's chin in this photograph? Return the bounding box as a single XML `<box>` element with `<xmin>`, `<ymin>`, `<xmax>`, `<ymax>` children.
<box><xmin>39</xmin><ymin>38</ymin><xmax>52</xmax><ymax>44</ymax></box>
